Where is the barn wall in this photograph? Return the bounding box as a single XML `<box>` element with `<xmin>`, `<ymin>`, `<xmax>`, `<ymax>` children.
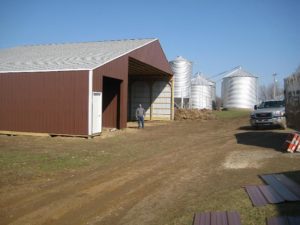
<box><xmin>93</xmin><ymin>56</ymin><xmax>128</xmax><ymax>129</ymax></box>
<box><xmin>129</xmin><ymin>77</ymin><xmax>172</xmax><ymax>121</ymax></box>
<box><xmin>130</xmin><ymin>81</ymin><xmax>151</xmax><ymax>120</ymax></box>
<box><xmin>92</xmin><ymin>40</ymin><xmax>172</xmax><ymax>129</ymax></box>
<box><xmin>130</xmin><ymin>40</ymin><xmax>172</xmax><ymax>74</ymax></box>
<box><xmin>0</xmin><ymin>71</ymin><xmax>89</xmax><ymax>135</ymax></box>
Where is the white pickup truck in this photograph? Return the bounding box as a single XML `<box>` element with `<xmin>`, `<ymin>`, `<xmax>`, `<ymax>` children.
<box><xmin>250</xmin><ymin>100</ymin><xmax>286</xmax><ymax>129</ymax></box>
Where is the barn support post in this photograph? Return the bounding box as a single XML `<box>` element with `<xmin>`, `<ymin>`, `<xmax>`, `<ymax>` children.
<box><xmin>149</xmin><ymin>80</ymin><xmax>153</xmax><ymax>120</ymax></box>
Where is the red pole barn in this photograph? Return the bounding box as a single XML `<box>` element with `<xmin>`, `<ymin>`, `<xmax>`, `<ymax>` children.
<box><xmin>0</xmin><ymin>39</ymin><xmax>173</xmax><ymax>137</ymax></box>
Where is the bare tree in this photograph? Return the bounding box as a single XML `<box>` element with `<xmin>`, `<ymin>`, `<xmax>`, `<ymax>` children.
<box><xmin>296</xmin><ymin>65</ymin><xmax>300</xmax><ymax>75</ymax></box>
<box><xmin>259</xmin><ymin>85</ymin><xmax>268</xmax><ymax>101</ymax></box>
<box><xmin>259</xmin><ymin>83</ymin><xmax>283</xmax><ymax>101</ymax></box>
<box><xmin>215</xmin><ymin>96</ymin><xmax>222</xmax><ymax>110</ymax></box>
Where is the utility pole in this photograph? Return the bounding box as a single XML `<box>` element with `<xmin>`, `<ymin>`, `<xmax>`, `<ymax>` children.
<box><xmin>273</xmin><ymin>73</ymin><xmax>277</xmax><ymax>99</ymax></box>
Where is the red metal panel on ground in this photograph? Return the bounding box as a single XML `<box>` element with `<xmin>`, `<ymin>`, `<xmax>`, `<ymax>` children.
<box><xmin>245</xmin><ymin>185</ymin><xmax>268</xmax><ymax>206</ymax></box>
<box><xmin>260</xmin><ymin>175</ymin><xmax>300</xmax><ymax>201</ymax></box>
<box><xmin>267</xmin><ymin>216</ymin><xmax>300</xmax><ymax>225</ymax></box>
<box><xmin>288</xmin><ymin>216</ymin><xmax>300</xmax><ymax>225</ymax></box>
<box><xmin>193</xmin><ymin>212</ymin><xmax>210</xmax><ymax>225</ymax></box>
<box><xmin>267</xmin><ymin>216</ymin><xmax>289</xmax><ymax>225</ymax></box>
<box><xmin>193</xmin><ymin>212</ymin><xmax>241</xmax><ymax>225</ymax></box>
<box><xmin>273</xmin><ymin>174</ymin><xmax>300</xmax><ymax>198</ymax></box>
<box><xmin>211</xmin><ymin>211</ymin><xmax>228</xmax><ymax>225</ymax></box>
<box><xmin>227</xmin><ymin>211</ymin><xmax>242</xmax><ymax>225</ymax></box>
<box><xmin>0</xmin><ymin>71</ymin><xmax>89</xmax><ymax>135</ymax></box>
<box><xmin>258</xmin><ymin>185</ymin><xmax>285</xmax><ymax>204</ymax></box>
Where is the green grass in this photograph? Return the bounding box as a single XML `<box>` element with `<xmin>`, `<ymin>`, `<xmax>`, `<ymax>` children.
<box><xmin>214</xmin><ymin>109</ymin><xmax>251</xmax><ymax>119</ymax></box>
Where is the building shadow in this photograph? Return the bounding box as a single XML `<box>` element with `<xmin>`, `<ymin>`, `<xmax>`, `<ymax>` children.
<box><xmin>239</xmin><ymin>125</ymin><xmax>283</xmax><ymax>131</ymax></box>
<box><xmin>235</xmin><ymin>131</ymin><xmax>289</xmax><ymax>152</ymax></box>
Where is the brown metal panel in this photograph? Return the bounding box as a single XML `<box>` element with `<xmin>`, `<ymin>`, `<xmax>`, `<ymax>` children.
<box><xmin>244</xmin><ymin>185</ymin><xmax>268</xmax><ymax>206</ymax></box>
<box><xmin>193</xmin><ymin>212</ymin><xmax>210</xmax><ymax>225</ymax></box>
<box><xmin>267</xmin><ymin>216</ymin><xmax>289</xmax><ymax>225</ymax></box>
<box><xmin>0</xmin><ymin>71</ymin><xmax>89</xmax><ymax>135</ymax></box>
<box><xmin>194</xmin><ymin>211</ymin><xmax>242</xmax><ymax>225</ymax></box>
<box><xmin>258</xmin><ymin>185</ymin><xmax>285</xmax><ymax>204</ymax></box>
<box><xmin>213</xmin><ymin>211</ymin><xmax>228</xmax><ymax>225</ymax></box>
<box><xmin>227</xmin><ymin>211</ymin><xmax>242</xmax><ymax>225</ymax></box>
<box><xmin>260</xmin><ymin>174</ymin><xmax>300</xmax><ymax>201</ymax></box>
<box><xmin>288</xmin><ymin>216</ymin><xmax>300</xmax><ymax>225</ymax></box>
<box><xmin>273</xmin><ymin>174</ymin><xmax>300</xmax><ymax>198</ymax></box>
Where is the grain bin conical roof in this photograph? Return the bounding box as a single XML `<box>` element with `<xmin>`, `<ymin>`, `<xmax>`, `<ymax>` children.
<box><xmin>223</xmin><ymin>66</ymin><xmax>257</xmax><ymax>78</ymax></box>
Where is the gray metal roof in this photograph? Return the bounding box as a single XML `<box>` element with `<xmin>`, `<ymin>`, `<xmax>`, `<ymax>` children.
<box><xmin>191</xmin><ymin>72</ymin><xmax>211</xmax><ymax>86</ymax></box>
<box><xmin>223</xmin><ymin>66</ymin><xmax>257</xmax><ymax>78</ymax></box>
<box><xmin>0</xmin><ymin>38</ymin><xmax>157</xmax><ymax>73</ymax></box>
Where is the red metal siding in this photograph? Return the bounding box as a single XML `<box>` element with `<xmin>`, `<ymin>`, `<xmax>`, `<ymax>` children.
<box><xmin>93</xmin><ymin>54</ymin><xmax>129</xmax><ymax>129</ymax></box>
<box><xmin>0</xmin><ymin>71</ymin><xmax>89</xmax><ymax>135</ymax></box>
<box><xmin>129</xmin><ymin>40</ymin><xmax>173</xmax><ymax>75</ymax></box>
<box><xmin>92</xmin><ymin>40</ymin><xmax>172</xmax><ymax>129</ymax></box>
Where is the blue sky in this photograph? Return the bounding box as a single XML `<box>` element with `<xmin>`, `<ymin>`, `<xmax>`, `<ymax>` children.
<box><xmin>1</xmin><ymin>0</ymin><xmax>299</xmax><ymax>94</ymax></box>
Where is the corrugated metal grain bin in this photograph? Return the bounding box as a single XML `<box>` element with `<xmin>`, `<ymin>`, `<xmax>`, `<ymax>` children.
<box><xmin>222</xmin><ymin>66</ymin><xmax>258</xmax><ymax>109</ymax></box>
<box><xmin>190</xmin><ymin>73</ymin><xmax>213</xmax><ymax>109</ymax></box>
<box><xmin>169</xmin><ymin>56</ymin><xmax>192</xmax><ymax>108</ymax></box>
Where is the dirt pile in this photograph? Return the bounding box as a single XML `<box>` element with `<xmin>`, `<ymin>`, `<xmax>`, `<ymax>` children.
<box><xmin>174</xmin><ymin>108</ymin><xmax>216</xmax><ymax>121</ymax></box>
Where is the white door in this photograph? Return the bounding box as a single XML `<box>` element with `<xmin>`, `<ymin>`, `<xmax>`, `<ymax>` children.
<box><xmin>92</xmin><ymin>92</ymin><xmax>102</xmax><ymax>134</ymax></box>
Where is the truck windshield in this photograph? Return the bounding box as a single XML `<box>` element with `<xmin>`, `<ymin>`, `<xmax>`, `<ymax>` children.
<box><xmin>259</xmin><ymin>101</ymin><xmax>285</xmax><ymax>108</ymax></box>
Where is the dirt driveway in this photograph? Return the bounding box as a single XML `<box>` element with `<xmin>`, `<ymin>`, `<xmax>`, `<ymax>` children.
<box><xmin>1</xmin><ymin>114</ymin><xmax>300</xmax><ymax>225</ymax></box>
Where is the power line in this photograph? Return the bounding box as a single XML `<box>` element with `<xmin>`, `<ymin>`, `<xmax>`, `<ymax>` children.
<box><xmin>208</xmin><ymin>66</ymin><xmax>241</xmax><ymax>80</ymax></box>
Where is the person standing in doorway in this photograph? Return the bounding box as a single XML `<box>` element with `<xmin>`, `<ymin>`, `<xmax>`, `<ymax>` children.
<box><xmin>136</xmin><ymin>104</ymin><xmax>145</xmax><ymax>128</ymax></box>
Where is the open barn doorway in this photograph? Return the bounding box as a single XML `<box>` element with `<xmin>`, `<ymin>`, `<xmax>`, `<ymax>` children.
<box><xmin>102</xmin><ymin>76</ymin><xmax>122</xmax><ymax>129</ymax></box>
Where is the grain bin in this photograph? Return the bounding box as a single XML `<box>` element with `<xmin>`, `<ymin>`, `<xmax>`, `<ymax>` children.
<box><xmin>190</xmin><ymin>73</ymin><xmax>212</xmax><ymax>109</ymax></box>
<box><xmin>207</xmin><ymin>78</ymin><xmax>216</xmax><ymax>108</ymax></box>
<box><xmin>222</xmin><ymin>66</ymin><xmax>258</xmax><ymax>109</ymax></box>
<box><xmin>169</xmin><ymin>56</ymin><xmax>192</xmax><ymax>108</ymax></box>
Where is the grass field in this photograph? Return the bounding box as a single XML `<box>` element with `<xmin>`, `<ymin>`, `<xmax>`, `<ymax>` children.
<box><xmin>214</xmin><ymin>108</ymin><xmax>251</xmax><ymax>119</ymax></box>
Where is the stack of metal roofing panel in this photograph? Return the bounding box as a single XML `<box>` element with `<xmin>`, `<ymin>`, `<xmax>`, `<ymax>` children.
<box><xmin>244</xmin><ymin>174</ymin><xmax>300</xmax><ymax>207</ymax></box>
